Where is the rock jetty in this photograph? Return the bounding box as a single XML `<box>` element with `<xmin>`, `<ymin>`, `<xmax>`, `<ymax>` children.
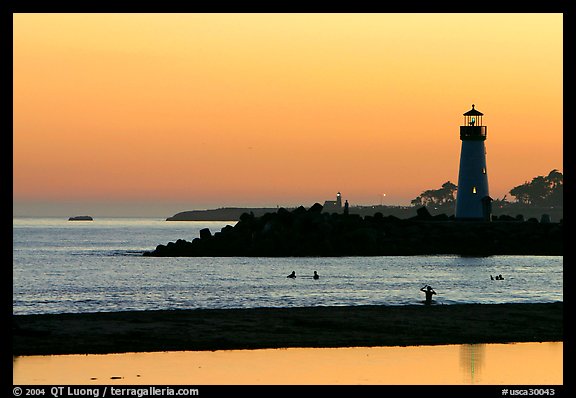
<box><xmin>143</xmin><ymin>204</ymin><xmax>562</xmax><ymax>257</ymax></box>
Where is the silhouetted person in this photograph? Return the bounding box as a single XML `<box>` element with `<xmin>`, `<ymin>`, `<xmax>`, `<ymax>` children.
<box><xmin>344</xmin><ymin>200</ymin><xmax>349</xmax><ymax>215</ymax></box>
<box><xmin>497</xmin><ymin>274</ymin><xmax>504</xmax><ymax>280</ymax></box>
<box><xmin>420</xmin><ymin>285</ymin><xmax>436</xmax><ymax>305</ymax></box>
<box><xmin>313</xmin><ymin>271</ymin><xmax>319</xmax><ymax>280</ymax></box>
<box><xmin>287</xmin><ymin>271</ymin><xmax>296</xmax><ymax>278</ymax></box>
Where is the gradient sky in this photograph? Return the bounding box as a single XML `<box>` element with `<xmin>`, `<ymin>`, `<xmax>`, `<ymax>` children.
<box><xmin>13</xmin><ymin>13</ymin><xmax>563</xmax><ymax>217</ymax></box>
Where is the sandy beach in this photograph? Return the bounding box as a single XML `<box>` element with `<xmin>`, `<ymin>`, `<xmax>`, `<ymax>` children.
<box><xmin>13</xmin><ymin>302</ymin><xmax>562</xmax><ymax>356</ymax></box>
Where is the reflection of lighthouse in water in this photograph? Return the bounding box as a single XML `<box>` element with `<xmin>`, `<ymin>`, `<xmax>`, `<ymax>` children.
<box><xmin>459</xmin><ymin>344</ymin><xmax>486</xmax><ymax>384</ymax></box>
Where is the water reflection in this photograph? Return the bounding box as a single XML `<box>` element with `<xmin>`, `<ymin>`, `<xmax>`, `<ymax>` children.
<box><xmin>460</xmin><ymin>344</ymin><xmax>486</xmax><ymax>384</ymax></box>
<box><xmin>13</xmin><ymin>342</ymin><xmax>562</xmax><ymax>385</ymax></box>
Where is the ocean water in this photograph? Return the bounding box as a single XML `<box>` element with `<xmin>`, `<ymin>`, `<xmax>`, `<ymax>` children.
<box><xmin>13</xmin><ymin>217</ymin><xmax>563</xmax><ymax>315</ymax></box>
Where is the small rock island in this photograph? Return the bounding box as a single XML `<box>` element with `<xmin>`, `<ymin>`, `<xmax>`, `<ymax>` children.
<box><xmin>68</xmin><ymin>216</ymin><xmax>93</xmax><ymax>221</ymax></box>
<box><xmin>144</xmin><ymin>204</ymin><xmax>562</xmax><ymax>257</ymax></box>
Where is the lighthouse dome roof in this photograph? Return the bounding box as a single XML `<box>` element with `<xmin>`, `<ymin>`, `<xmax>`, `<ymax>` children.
<box><xmin>463</xmin><ymin>104</ymin><xmax>483</xmax><ymax>116</ymax></box>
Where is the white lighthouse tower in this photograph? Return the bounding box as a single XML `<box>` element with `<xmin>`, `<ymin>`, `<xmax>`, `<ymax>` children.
<box><xmin>455</xmin><ymin>104</ymin><xmax>491</xmax><ymax>220</ymax></box>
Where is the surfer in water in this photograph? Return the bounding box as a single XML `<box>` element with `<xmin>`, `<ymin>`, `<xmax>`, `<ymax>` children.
<box><xmin>313</xmin><ymin>271</ymin><xmax>319</xmax><ymax>280</ymax></box>
<box><xmin>287</xmin><ymin>271</ymin><xmax>296</xmax><ymax>278</ymax></box>
<box><xmin>420</xmin><ymin>285</ymin><xmax>436</xmax><ymax>305</ymax></box>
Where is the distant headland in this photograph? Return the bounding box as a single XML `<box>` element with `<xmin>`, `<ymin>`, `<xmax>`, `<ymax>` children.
<box><xmin>167</xmin><ymin>208</ymin><xmax>282</xmax><ymax>221</ymax></box>
<box><xmin>145</xmin><ymin>204</ymin><xmax>563</xmax><ymax>257</ymax></box>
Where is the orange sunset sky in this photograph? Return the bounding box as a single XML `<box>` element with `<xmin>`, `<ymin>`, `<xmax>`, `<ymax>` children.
<box><xmin>13</xmin><ymin>13</ymin><xmax>563</xmax><ymax>217</ymax></box>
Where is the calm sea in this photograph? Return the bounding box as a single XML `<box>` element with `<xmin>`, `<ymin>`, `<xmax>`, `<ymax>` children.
<box><xmin>13</xmin><ymin>217</ymin><xmax>563</xmax><ymax>315</ymax></box>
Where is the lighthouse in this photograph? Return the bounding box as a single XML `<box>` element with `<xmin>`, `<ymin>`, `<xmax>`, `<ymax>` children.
<box><xmin>455</xmin><ymin>104</ymin><xmax>491</xmax><ymax>220</ymax></box>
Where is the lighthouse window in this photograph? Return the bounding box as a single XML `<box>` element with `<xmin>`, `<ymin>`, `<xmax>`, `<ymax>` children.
<box><xmin>482</xmin><ymin>167</ymin><xmax>486</xmax><ymax>174</ymax></box>
<box><xmin>472</xmin><ymin>186</ymin><xmax>477</xmax><ymax>194</ymax></box>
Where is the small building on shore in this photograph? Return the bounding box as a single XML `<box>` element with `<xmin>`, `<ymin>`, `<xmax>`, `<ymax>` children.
<box><xmin>323</xmin><ymin>192</ymin><xmax>343</xmax><ymax>213</ymax></box>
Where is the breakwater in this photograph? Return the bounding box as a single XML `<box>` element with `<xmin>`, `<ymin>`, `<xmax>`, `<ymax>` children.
<box><xmin>144</xmin><ymin>205</ymin><xmax>563</xmax><ymax>257</ymax></box>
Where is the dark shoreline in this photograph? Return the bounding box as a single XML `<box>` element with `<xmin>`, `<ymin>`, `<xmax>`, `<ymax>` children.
<box><xmin>13</xmin><ymin>302</ymin><xmax>563</xmax><ymax>356</ymax></box>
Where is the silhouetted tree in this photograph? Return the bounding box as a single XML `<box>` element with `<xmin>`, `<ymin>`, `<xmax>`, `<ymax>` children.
<box><xmin>439</xmin><ymin>181</ymin><xmax>458</xmax><ymax>203</ymax></box>
<box><xmin>509</xmin><ymin>183</ymin><xmax>532</xmax><ymax>205</ymax></box>
<box><xmin>547</xmin><ymin>169</ymin><xmax>563</xmax><ymax>206</ymax></box>
<box><xmin>509</xmin><ymin>170</ymin><xmax>563</xmax><ymax>206</ymax></box>
<box><xmin>411</xmin><ymin>181</ymin><xmax>457</xmax><ymax>207</ymax></box>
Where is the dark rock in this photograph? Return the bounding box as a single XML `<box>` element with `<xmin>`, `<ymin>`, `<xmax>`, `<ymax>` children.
<box><xmin>292</xmin><ymin>206</ymin><xmax>307</xmax><ymax>215</ymax></box>
<box><xmin>494</xmin><ymin>214</ymin><xmax>515</xmax><ymax>221</ymax></box>
<box><xmin>199</xmin><ymin>228</ymin><xmax>212</xmax><ymax>240</ymax></box>
<box><xmin>308</xmin><ymin>203</ymin><xmax>324</xmax><ymax>213</ymax></box>
<box><xmin>415</xmin><ymin>206</ymin><xmax>432</xmax><ymax>220</ymax></box>
<box><xmin>68</xmin><ymin>216</ymin><xmax>93</xmax><ymax>221</ymax></box>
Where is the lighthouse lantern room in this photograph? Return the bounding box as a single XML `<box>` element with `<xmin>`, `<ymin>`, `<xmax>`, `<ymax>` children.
<box><xmin>455</xmin><ymin>104</ymin><xmax>491</xmax><ymax>220</ymax></box>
